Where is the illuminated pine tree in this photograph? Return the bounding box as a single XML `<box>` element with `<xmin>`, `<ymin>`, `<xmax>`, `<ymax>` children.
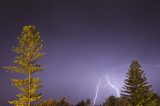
<box><xmin>4</xmin><ymin>25</ymin><xmax>44</xmax><ymax>106</ymax></box>
<box><xmin>121</xmin><ymin>60</ymin><xmax>157</xmax><ymax>106</ymax></box>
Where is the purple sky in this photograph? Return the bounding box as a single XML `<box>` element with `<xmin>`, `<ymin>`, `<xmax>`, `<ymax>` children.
<box><xmin>0</xmin><ymin>0</ymin><xmax>160</xmax><ymax>105</ymax></box>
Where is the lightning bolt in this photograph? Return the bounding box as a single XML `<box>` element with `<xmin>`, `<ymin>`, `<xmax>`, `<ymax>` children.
<box><xmin>106</xmin><ymin>75</ymin><xmax>120</xmax><ymax>97</ymax></box>
<box><xmin>93</xmin><ymin>79</ymin><xmax>101</xmax><ymax>106</ymax></box>
<box><xmin>93</xmin><ymin>75</ymin><xmax>120</xmax><ymax>105</ymax></box>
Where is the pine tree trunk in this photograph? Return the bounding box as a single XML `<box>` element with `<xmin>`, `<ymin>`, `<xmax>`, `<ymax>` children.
<box><xmin>28</xmin><ymin>69</ymin><xmax>31</xmax><ymax>106</ymax></box>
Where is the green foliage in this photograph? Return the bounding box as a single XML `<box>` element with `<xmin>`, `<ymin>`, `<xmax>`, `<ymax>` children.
<box><xmin>33</xmin><ymin>97</ymin><xmax>72</xmax><ymax>106</ymax></box>
<box><xmin>152</xmin><ymin>93</ymin><xmax>160</xmax><ymax>106</ymax></box>
<box><xmin>103</xmin><ymin>96</ymin><xmax>130</xmax><ymax>106</ymax></box>
<box><xmin>103</xmin><ymin>95</ymin><xmax>117</xmax><ymax>106</ymax></box>
<box><xmin>121</xmin><ymin>60</ymin><xmax>157</xmax><ymax>106</ymax></box>
<box><xmin>115</xmin><ymin>97</ymin><xmax>130</xmax><ymax>106</ymax></box>
<box><xmin>76</xmin><ymin>99</ymin><xmax>91</xmax><ymax>106</ymax></box>
<box><xmin>4</xmin><ymin>25</ymin><xmax>44</xmax><ymax>106</ymax></box>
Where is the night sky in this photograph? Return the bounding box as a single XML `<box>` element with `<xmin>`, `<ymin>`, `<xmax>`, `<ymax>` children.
<box><xmin>0</xmin><ymin>0</ymin><xmax>160</xmax><ymax>105</ymax></box>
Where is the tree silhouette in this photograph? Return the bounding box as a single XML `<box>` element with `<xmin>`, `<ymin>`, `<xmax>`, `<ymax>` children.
<box><xmin>103</xmin><ymin>95</ymin><xmax>116</xmax><ymax>106</ymax></box>
<box><xmin>33</xmin><ymin>97</ymin><xmax>72</xmax><ymax>106</ymax></box>
<box><xmin>76</xmin><ymin>99</ymin><xmax>91</xmax><ymax>106</ymax></box>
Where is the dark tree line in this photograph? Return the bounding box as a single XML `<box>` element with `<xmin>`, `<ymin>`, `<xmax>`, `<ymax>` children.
<box><xmin>3</xmin><ymin>25</ymin><xmax>160</xmax><ymax>106</ymax></box>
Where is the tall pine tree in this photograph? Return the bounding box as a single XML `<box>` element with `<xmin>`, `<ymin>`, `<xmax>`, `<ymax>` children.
<box><xmin>121</xmin><ymin>60</ymin><xmax>157</xmax><ymax>106</ymax></box>
<box><xmin>4</xmin><ymin>25</ymin><xmax>44</xmax><ymax>106</ymax></box>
